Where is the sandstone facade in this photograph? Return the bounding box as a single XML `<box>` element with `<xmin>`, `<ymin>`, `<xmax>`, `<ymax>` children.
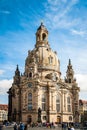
<box><xmin>8</xmin><ymin>23</ymin><xmax>80</xmax><ymax>124</ymax></box>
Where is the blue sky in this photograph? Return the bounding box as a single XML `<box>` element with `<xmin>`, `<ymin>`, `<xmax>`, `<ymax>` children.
<box><xmin>0</xmin><ymin>0</ymin><xmax>87</xmax><ymax>104</ymax></box>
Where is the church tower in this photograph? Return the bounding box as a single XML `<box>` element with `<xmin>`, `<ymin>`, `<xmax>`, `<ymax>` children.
<box><xmin>65</xmin><ymin>59</ymin><xmax>74</xmax><ymax>83</ymax></box>
<box><xmin>65</xmin><ymin>59</ymin><xmax>80</xmax><ymax>122</ymax></box>
<box><xmin>13</xmin><ymin>65</ymin><xmax>20</xmax><ymax>85</ymax></box>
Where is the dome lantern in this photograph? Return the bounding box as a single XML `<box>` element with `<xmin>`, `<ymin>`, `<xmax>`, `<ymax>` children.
<box><xmin>35</xmin><ymin>23</ymin><xmax>49</xmax><ymax>48</ymax></box>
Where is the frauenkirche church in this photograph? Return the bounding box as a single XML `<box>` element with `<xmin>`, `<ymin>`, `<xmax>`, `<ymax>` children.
<box><xmin>8</xmin><ymin>23</ymin><xmax>80</xmax><ymax>124</ymax></box>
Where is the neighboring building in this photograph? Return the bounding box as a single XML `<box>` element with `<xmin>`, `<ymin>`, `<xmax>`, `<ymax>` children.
<box><xmin>8</xmin><ymin>23</ymin><xmax>80</xmax><ymax>124</ymax></box>
<box><xmin>79</xmin><ymin>99</ymin><xmax>87</xmax><ymax>122</ymax></box>
<box><xmin>0</xmin><ymin>104</ymin><xmax>8</xmax><ymax>122</ymax></box>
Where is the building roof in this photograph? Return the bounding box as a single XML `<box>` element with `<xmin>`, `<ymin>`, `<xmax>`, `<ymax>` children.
<box><xmin>0</xmin><ymin>104</ymin><xmax>8</xmax><ymax>111</ymax></box>
<box><xmin>79</xmin><ymin>99</ymin><xmax>87</xmax><ymax>105</ymax></box>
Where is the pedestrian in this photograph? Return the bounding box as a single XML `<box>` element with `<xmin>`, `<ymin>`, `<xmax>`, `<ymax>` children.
<box><xmin>71</xmin><ymin>125</ymin><xmax>75</xmax><ymax>130</ymax></box>
<box><xmin>0</xmin><ymin>124</ymin><xmax>3</xmax><ymax>130</ymax></box>
<box><xmin>51</xmin><ymin>122</ymin><xmax>54</xmax><ymax>128</ymax></box>
<box><xmin>14</xmin><ymin>123</ymin><xmax>18</xmax><ymax>130</ymax></box>
<box><xmin>63</xmin><ymin>123</ymin><xmax>67</xmax><ymax>130</ymax></box>
<box><xmin>24</xmin><ymin>123</ymin><xmax>28</xmax><ymax>130</ymax></box>
<box><xmin>68</xmin><ymin>126</ymin><xmax>71</xmax><ymax>130</ymax></box>
<box><xmin>49</xmin><ymin>123</ymin><xmax>51</xmax><ymax>128</ymax></box>
<box><xmin>20</xmin><ymin>122</ymin><xmax>25</xmax><ymax>130</ymax></box>
<box><xmin>18</xmin><ymin>125</ymin><xmax>20</xmax><ymax>130</ymax></box>
<box><xmin>62</xmin><ymin>123</ymin><xmax>64</xmax><ymax>130</ymax></box>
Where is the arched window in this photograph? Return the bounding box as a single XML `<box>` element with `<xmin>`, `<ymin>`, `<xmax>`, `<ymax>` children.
<box><xmin>27</xmin><ymin>115</ymin><xmax>32</xmax><ymax>123</ymax></box>
<box><xmin>69</xmin><ymin>116</ymin><xmax>72</xmax><ymax>121</ymax></box>
<box><xmin>42</xmin><ymin>95</ymin><xmax>46</xmax><ymax>111</ymax></box>
<box><xmin>28</xmin><ymin>93</ymin><xmax>32</xmax><ymax>100</ymax></box>
<box><xmin>67</xmin><ymin>96</ymin><xmax>71</xmax><ymax>112</ymax></box>
<box><xmin>69</xmin><ymin>78</ymin><xmax>71</xmax><ymax>83</ymax></box>
<box><xmin>48</xmin><ymin>56</ymin><xmax>53</xmax><ymax>64</ymax></box>
<box><xmin>28</xmin><ymin>93</ymin><xmax>32</xmax><ymax>110</ymax></box>
<box><xmin>56</xmin><ymin>95</ymin><xmax>60</xmax><ymax>112</ymax></box>
<box><xmin>42</xmin><ymin>33</ymin><xmax>46</xmax><ymax>41</ymax></box>
<box><xmin>37</xmin><ymin>34</ymin><xmax>40</xmax><ymax>41</ymax></box>
<box><xmin>29</xmin><ymin>72</ymin><xmax>32</xmax><ymax>78</ymax></box>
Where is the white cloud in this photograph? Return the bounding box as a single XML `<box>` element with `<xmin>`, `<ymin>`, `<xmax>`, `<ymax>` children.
<box><xmin>47</xmin><ymin>0</ymin><xmax>78</xmax><ymax>6</ymax></box>
<box><xmin>71</xmin><ymin>29</ymin><xmax>87</xmax><ymax>36</ymax></box>
<box><xmin>75</xmin><ymin>74</ymin><xmax>87</xmax><ymax>91</ymax></box>
<box><xmin>79</xmin><ymin>92</ymin><xmax>87</xmax><ymax>100</ymax></box>
<box><xmin>44</xmin><ymin>0</ymin><xmax>79</xmax><ymax>29</ymax></box>
<box><xmin>0</xmin><ymin>79</ymin><xmax>13</xmax><ymax>95</ymax></box>
<box><xmin>74</xmin><ymin>74</ymin><xmax>87</xmax><ymax>100</ymax></box>
<box><xmin>0</xmin><ymin>10</ymin><xmax>10</xmax><ymax>14</ymax></box>
<box><xmin>47</xmin><ymin>0</ymin><xmax>59</xmax><ymax>6</ymax></box>
<box><xmin>0</xmin><ymin>70</ymin><xmax>4</xmax><ymax>75</ymax></box>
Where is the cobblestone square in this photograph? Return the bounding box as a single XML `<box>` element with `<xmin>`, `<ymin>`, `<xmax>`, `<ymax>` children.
<box><xmin>2</xmin><ymin>126</ymin><xmax>81</xmax><ymax>130</ymax></box>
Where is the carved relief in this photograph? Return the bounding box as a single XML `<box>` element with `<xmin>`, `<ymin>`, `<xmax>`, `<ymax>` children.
<box><xmin>45</xmin><ymin>73</ymin><xmax>58</xmax><ymax>81</ymax></box>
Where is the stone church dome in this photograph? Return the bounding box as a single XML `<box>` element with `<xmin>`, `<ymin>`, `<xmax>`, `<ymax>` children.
<box><xmin>34</xmin><ymin>45</ymin><xmax>60</xmax><ymax>71</ymax></box>
<box><xmin>25</xmin><ymin>23</ymin><xmax>61</xmax><ymax>79</ymax></box>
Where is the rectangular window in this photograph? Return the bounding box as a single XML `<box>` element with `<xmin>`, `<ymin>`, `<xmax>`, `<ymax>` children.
<box><xmin>56</xmin><ymin>104</ymin><xmax>60</xmax><ymax>112</ymax></box>
<box><xmin>28</xmin><ymin>103</ymin><xmax>32</xmax><ymax>110</ymax></box>
<box><xmin>43</xmin><ymin>116</ymin><xmax>46</xmax><ymax>120</ymax></box>
<box><xmin>42</xmin><ymin>103</ymin><xmax>46</xmax><ymax>111</ymax></box>
<box><xmin>67</xmin><ymin>97</ymin><xmax>71</xmax><ymax>112</ymax></box>
<box><xmin>48</xmin><ymin>57</ymin><xmax>53</xmax><ymax>64</ymax></box>
<box><xmin>42</xmin><ymin>98</ymin><xmax>46</xmax><ymax>102</ymax></box>
<box><xmin>68</xmin><ymin>105</ymin><xmax>71</xmax><ymax>112</ymax></box>
<box><xmin>67</xmin><ymin>97</ymin><xmax>70</xmax><ymax>104</ymax></box>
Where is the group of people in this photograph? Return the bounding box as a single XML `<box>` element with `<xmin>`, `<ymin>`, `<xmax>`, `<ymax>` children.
<box><xmin>68</xmin><ymin>126</ymin><xmax>75</xmax><ymax>130</ymax></box>
<box><xmin>13</xmin><ymin>122</ymin><xmax>75</xmax><ymax>130</ymax></box>
<box><xmin>14</xmin><ymin>122</ymin><xmax>28</xmax><ymax>130</ymax></box>
<box><xmin>62</xmin><ymin>123</ymin><xmax>75</xmax><ymax>130</ymax></box>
